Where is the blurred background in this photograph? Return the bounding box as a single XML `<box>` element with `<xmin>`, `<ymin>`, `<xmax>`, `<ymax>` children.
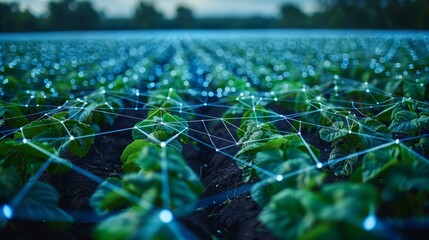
<box><xmin>0</xmin><ymin>0</ymin><xmax>428</xmax><ymax>32</ymax></box>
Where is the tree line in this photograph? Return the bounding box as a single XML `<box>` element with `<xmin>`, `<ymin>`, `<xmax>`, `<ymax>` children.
<box><xmin>1</xmin><ymin>0</ymin><xmax>428</xmax><ymax>32</ymax></box>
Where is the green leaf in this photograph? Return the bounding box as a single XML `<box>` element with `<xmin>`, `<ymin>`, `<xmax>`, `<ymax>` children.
<box><xmin>316</xmin><ymin>183</ymin><xmax>378</xmax><ymax>224</ymax></box>
<box><xmin>132</xmin><ymin>114</ymin><xmax>188</xmax><ymax>143</ymax></box>
<box><xmin>389</xmin><ymin>110</ymin><xmax>422</xmax><ymax>133</ymax></box>
<box><xmin>358</xmin><ymin>118</ymin><xmax>392</xmax><ymax>148</ymax></box>
<box><xmin>361</xmin><ymin>146</ymin><xmax>400</xmax><ymax>182</ymax></box>
<box><xmin>93</xmin><ymin>211</ymin><xmax>143</xmax><ymax>240</ymax></box>
<box><xmin>259</xmin><ymin>188</ymin><xmax>321</xmax><ymax>239</ymax></box>
<box><xmin>67</xmin><ymin>121</ymin><xmax>95</xmax><ymax>157</ymax></box>
<box><xmin>328</xmin><ymin>142</ymin><xmax>358</xmax><ymax>177</ymax></box>
<box><xmin>0</xmin><ymin>101</ymin><xmax>29</xmax><ymax>128</ymax></box>
<box><xmin>319</xmin><ymin>122</ymin><xmax>348</xmax><ymax>143</ymax></box>
<box><xmin>0</xmin><ymin>167</ymin><xmax>21</xmax><ymax>203</ymax></box>
<box><xmin>90</xmin><ymin>178</ymin><xmax>130</xmax><ymax>215</ymax></box>
<box><xmin>384</xmin><ymin>146</ymin><xmax>429</xmax><ymax>192</ymax></box>
<box><xmin>0</xmin><ymin>139</ymin><xmax>65</xmax><ymax>176</ymax></box>
<box><xmin>21</xmin><ymin>112</ymin><xmax>95</xmax><ymax>157</ymax></box>
<box><xmin>260</xmin><ymin>183</ymin><xmax>378</xmax><ymax>239</ymax></box>
<box><xmin>93</xmin><ymin>210</ymin><xmax>181</xmax><ymax>240</ymax></box>
<box><xmin>14</xmin><ymin>181</ymin><xmax>73</xmax><ymax>229</ymax></box>
<box><xmin>403</xmin><ymin>79</ymin><xmax>425</xmax><ymax>101</ymax></box>
<box><xmin>122</xmin><ymin>144</ymin><xmax>160</xmax><ymax>173</ymax></box>
<box><xmin>241</xmin><ymin>105</ymin><xmax>272</xmax><ymax>125</ymax></box>
<box><xmin>237</xmin><ymin>120</ymin><xmax>278</xmax><ymax>140</ymax></box>
<box><xmin>121</xmin><ymin>140</ymin><xmax>151</xmax><ymax>162</ymax></box>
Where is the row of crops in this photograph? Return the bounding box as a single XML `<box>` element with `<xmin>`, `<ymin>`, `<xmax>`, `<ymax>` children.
<box><xmin>1</xmin><ymin>31</ymin><xmax>429</xmax><ymax>239</ymax></box>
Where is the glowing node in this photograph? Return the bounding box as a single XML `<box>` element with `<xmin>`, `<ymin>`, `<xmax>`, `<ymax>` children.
<box><xmin>276</xmin><ymin>175</ymin><xmax>283</xmax><ymax>182</ymax></box>
<box><xmin>316</xmin><ymin>162</ymin><xmax>323</xmax><ymax>169</ymax></box>
<box><xmin>69</xmin><ymin>136</ymin><xmax>75</xmax><ymax>141</ymax></box>
<box><xmin>22</xmin><ymin>139</ymin><xmax>27</xmax><ymax>144</ymax></box>
<box><xmin>160</xmin><ymin>142</ymin><xmax>166</xmax><ymax>148</ymax></box>
<box><xmin>2</xmin><ymin>205</ymin><xmax>13</xmax><ymax>219</ymax></box>
<box><xmin>215</xmin><ymin>149</ymin><xmax>219</xmax><ymax>152</ymax></box>
<box><xmin>159</xmin><ymin>209</ymin><xmax>173</xmax><ymax>223</ymax></box>
<box><xmin>363</xmin><ymin>215</ymin><xmax>377</xmax><ymax>231</ymax></box>
<box><xmin>204</xmin><ymin>103</ymin><xmax>207</xmax><ymax>106</ymax></box>
<box><xmin>395</xmin><ymin>139</ymin><xmax>400</xmax><ymax>144</ymax></box>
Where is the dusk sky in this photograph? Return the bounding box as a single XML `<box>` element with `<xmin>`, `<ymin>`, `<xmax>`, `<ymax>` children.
<box><xmin>2</xmin><ymin>0</ymin><xmax>319</xmax><ymax>18</ymax></box>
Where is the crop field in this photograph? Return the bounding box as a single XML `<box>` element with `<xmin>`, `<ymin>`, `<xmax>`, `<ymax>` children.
<box><xmin>0</xmin><ymin>30</ymin><xmax>429</xmax><ymax>240</ymax></box>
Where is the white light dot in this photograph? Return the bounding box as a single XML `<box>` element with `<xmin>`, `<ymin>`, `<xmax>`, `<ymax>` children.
<box><xmin>160</xmin><ymin>142</ymin><xmax>166</xmax><ymax>148</ymax></box>
<box><xmin>395</xmin><ymin>139</ymin><xmax>400</xmax><ymax>144</ymax></box>
<box><xmin>69</xmin><ymin>136</ymin><xmax>75</xmax><ymax>141</ymax></box>
<box><xmin>2</xmin><ymin>205</ymin><xmax>13</xmax><ymax>219</ymax></box>
<box><xmin>22</xmin><ymin>139</ymin><xmax>27</xmax><ymax>144</ymax></box>
<box><xmin>366</xmin><ymin>89</ymin><xmax>370</xmax><ymax>93</ymax></box>
<box><xmin>363</xmin><ymin>215</ymin><xmax>377</xmax><ymax>231</ymax></box>
<box><xmin>276</xmin><ymin>175</ymin><xmax>283</xmax><ymax>182</ymax></box>
<box><xmin>159</xmin><ymin>209</ymin><xmax>173</xmax><ymax>223</ymax></box>
<box><xmin>204</xmin><ymin>103</ymin><xmax>207</xmax><ymax>106</ymax></box>
<box><xmin>316</xmin><ymin>162</ymin><xmax>323</xmax><ymax>169</ymax></box>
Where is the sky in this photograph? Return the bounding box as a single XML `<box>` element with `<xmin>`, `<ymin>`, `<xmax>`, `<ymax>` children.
<box><xmin>2</xmin><ymin>0</ymin><xmax>319</xmax><ymax>18</ymax></box>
